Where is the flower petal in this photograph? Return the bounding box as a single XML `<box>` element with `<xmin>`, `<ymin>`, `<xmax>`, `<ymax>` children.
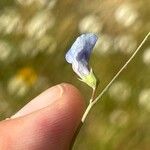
<box><xmin>65</xmin><ymin>33</ymin><xmax>98</xmax><ymax>80</ymax></box>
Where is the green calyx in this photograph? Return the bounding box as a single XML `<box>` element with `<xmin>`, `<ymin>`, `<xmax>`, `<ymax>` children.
<box><xmin>79</xmin><ymin>69</ymin><xmax>98</xmax><ymax>89</ymax></box>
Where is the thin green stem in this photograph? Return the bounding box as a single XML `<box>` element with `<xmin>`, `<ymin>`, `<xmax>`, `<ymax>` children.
<box><xmin>81</xmin><ymin>31</ymin><xmax>150</xmax><ymax>123</ymax></box>
<box><xmin>90</xmin><ymin>88</ymin><xmax>96</xmax><ymax>103</ymax></box>
<box><xmin>82</xmin><ymin>102</ymin><xmax>93</xmax><ymax>122</ymax></box>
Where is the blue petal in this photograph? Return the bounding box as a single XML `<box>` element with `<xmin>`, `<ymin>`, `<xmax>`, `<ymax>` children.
<box><xmin>65</xmin><ymin>33</ymin><xmax>97</xmax><ymax>62</ymax></box>
<box><xmin>77</xmin><ymin>33</ymin><xmax>98</xmax><ymax>62</ymax></box>
<box><xmin>72</xmin><ymin>60</ymin><xmax>90</xmax><ymax>77</ymax></box>
<box><xmin>65</xmin><ymin>33</ymin><xmax>98</xmax><ymax>77</ymax></box>
<box><xmin>65</xmin><ymin>51</ymin><xmax>73</xmax><ymax>63</ymax></box>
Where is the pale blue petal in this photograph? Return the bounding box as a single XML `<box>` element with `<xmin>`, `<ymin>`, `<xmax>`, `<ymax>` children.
<box><xmin>65</xmin><ymin>33</ymin><xmax>98</xmax><ymax>78</ymax></box>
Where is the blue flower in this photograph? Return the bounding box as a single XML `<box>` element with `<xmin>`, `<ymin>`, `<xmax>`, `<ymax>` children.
<box><xmin>65</xmin><ymin>33</ymin><xmax>98</xmax><ymax>89</ymax></box>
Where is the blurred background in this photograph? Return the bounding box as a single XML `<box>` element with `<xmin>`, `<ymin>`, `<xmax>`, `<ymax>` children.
<box><xmin>0</xmin><ymin>0</ymin><xmax>150</xmax><ymax>149</ymax></box>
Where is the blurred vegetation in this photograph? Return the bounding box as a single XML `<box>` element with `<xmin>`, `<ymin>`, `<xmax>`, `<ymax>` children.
<box><xmin>0</xmin><ymin>0</ymin><xmax>150</xmax><ymax>149</ymax></box>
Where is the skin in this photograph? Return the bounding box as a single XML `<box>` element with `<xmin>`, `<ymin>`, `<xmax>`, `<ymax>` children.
<box><xmin>0</xmin><ymin>83</ymin><xmax>85</xmax><ymax>150</ymax></box>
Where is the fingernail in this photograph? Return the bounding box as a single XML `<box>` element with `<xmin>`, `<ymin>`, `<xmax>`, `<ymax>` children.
<box><xmin>11</xmin><ymin>84</ymin><xmax>65</xmax><ymax>119</ymax></box>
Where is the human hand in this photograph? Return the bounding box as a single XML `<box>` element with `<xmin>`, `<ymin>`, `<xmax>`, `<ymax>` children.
<box><xmin>0</xmin><ymin>83</ymin><xmax>85</xmax><ymax>150</ymax></box>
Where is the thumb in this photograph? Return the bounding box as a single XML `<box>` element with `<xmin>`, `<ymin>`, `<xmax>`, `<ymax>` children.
<box><xmin>0</xmin><ymin>83</ymin><xmax>85</xmax><ymax>150</ymax></box>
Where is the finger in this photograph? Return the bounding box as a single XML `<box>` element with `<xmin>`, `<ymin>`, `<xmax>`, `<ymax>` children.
<box><xmin>0</xmin><ymin>83</ymin><xmax>85</xmax><ymax>150</ymax></box>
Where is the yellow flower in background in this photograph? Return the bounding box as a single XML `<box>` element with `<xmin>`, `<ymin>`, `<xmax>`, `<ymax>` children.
<box><xmin>17</xmin><ymin>67</ymin><xmax>37</xmax><ymax>86</ymax></box>
<box><xmin>8</xmin><ymin>67</ymin><xmax>37</xmax><ymax>96</ymax></box>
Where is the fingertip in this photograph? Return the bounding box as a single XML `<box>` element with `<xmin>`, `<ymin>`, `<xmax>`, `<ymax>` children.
<box><xmin>60</xmin><ymin>83</ymin><xmax>85</xmax><ymax>112</ymax></box>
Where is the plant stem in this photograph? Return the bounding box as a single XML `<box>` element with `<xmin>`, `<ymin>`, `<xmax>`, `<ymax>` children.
<box><xmin>90</xmin><ymin>88</ymin><xmax>96</xmax><ymax>103</ymax></box>
<box><xmin>81</xmin><ymin>31</ymin><xmax>150</xmax><ymax>123</ymax></box>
